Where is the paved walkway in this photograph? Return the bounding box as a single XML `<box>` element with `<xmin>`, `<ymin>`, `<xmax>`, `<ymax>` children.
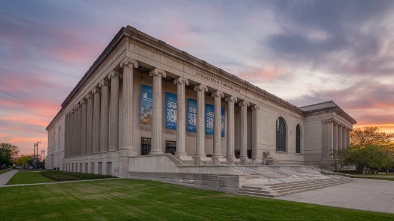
<box><xmin>277</xmin><ymin>178</ymin><xmax>394</xmax><ymax>214</ymax></box>
<box><xmin>0</xmin><ymin>170</ymin><xmax>18</xmax><ymax>186</ymax></box>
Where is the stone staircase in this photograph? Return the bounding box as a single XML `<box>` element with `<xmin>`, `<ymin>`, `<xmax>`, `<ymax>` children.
<box><xmin>238</xmin><ymin>176</ymin><xmax>352</xmax><ymax>198</ymax></box>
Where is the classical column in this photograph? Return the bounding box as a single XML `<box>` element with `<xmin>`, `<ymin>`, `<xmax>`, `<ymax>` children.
<box><xmin>149</xmin><ymin>68</ymin><xmax>166</xmax><ymax>155</ymax></box>
<box><xmin>211</xmin><ymin>90</ymin><xmax>224</xmax><ymax>162</ymax></box>
<box><xmin>342</xmin><ymin>127</ymin><xmax>346</xmax><ymax>149</ymax></box>
<box><xmin>75</xmin><ymin>103</ymin><xmax>81</xmax><ymax>156</ymax></box>
<box><xmin>194</xmin><ymin>84</ymin><xmax>208</xmax><ymax>160</ymax></box>
<box><xmin>65</xmin><ymin>114</ymin><xmax>69</xmax><ymax>158</ymax></box>
<box><xmin>174</xmin><ymin>77</ymin><xmax>189</xmax><ymax>158</ymax></box>
<box><xmin>86</xmin><ymin>93</ymin><xmax>93</xmax><ymax>154</ymax></box>
<box><xmin>120</xmin><ymin>58</ymin><xmax>138</xmax><ymax>154</ymax></box>
<box><xmin>333</xmin><ymin>122</ymin><xmax>337</xmax><ymax>151</ymax></box>
<box><xmin>99</xmin><ymin>79</ymin><xmax>110</xmax><ymax>152</ymax></box>
<box><xmin>92</xmin><ymin>87</ymin><xmax>101</xmax><ymax>153</ymax></box>
<box><xmin>346</xmin><ymin>129</ymin><xmax>350</xmax><ymax>148</ymax></box>
<box><xmin>321</xmin><ymin>119</ymin><xmax>334</xmax><ymax>167</ymax></box>
<box><xmin>338</xmin><ymin>125</ymin><xmax>343</xmax><ymax>150</ymax></box>
<box><xmin>251</xmin><ymin>105</ymin><xmax>261</xmax><ymax>162</ymax></box>
<box><xmin>81</xmin><ymin>98</ymin><xmax>87</xmax><ymax>155</ymax></box>
<box><xmin>72</xmin><ymin>106</ymin><xmax>78</xmax><ymax>156</ymax></box>
<box><xmin>225</xmin><ymin>96</ymin><xmax>237</xmax><ymax>162</ymax></box>
<box><xmin>108</xmin><ymin>71</ymin><xmax>120</xmax><ymax>152</ymax></box>
<box><xmin>239</xmin><ymin>100</ymin><xmax>249</xmax><ymax>162</ymax></box>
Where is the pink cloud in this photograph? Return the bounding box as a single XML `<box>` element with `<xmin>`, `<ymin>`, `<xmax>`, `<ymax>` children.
<box><xmin>237</xmin><ymin>67</ymin><xmax>285</xmax><ymax>82</ymax></box>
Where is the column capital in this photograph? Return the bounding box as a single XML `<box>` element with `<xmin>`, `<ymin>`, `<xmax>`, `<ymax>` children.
<box><xmin>120</xmin><ymin>57</ymin><xmax>138</xmax><ymax>69</ymax></box>
<box><xmin>98</xmin><ymin>79</ymin><xmax>109</xmax><ymax>88</ymax></box>
<box><xmin>225</xmin><ymin>96</ymin><xmax>237</xmax><ymax>103</ymax></box>
<box><xmin>173</xmin><ymin>77</ymin><xmax>189</xmax><ymax>85</ymax></box>
<box><xmin>211</xmin><ymin>90</ymin><xmax>224</xmax><ymax>98</ymax></box>
<box><xmin>149</xmin><ymin>68</ymin><xmax>166</xmax><ymax>78</ymax></box>
<box><xmin>85</xmin><ymin>92</ymin><xmax>92</xmax><ymax>100</ymax></box>
<box><xmin>194</xmin><ymin>84</ymin><xmax>208</xmax><ymax>92</ymax></box>
<box><xmin>92</xmin><ymin>87</ymin><xmax>101</xmax><ymax>94</ymax></box>
<box><xmin>108</xmin><ymin>70</ymin><xmax>120</xmax><ymax>79</ymax></box>
<box><xmin>238</xmin><ymin>100</ymin><xmax>249</xmax><ymax>107</ymax></box>
<box><xmin>251</xmin><ymin>104</ymin><xmax>260</xmax><ymax>110</ymax></box>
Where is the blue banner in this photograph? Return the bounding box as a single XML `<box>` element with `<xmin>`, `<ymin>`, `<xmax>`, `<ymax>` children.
<box><xmin>187</xmin><ymin>98</ymin><xmax>197</xmax><ymax>133</ymax></box>
<box><xmin>205</xmin><ymin>104</ymin><xmax>214</xmax><ymax>135</ymax></box>
<box><xmin>221</xmin><ymin>108</ymin><xmax>225</xmax><ymax>137</ymax></box>
<box><xmin>140</xmin><ymin>84</ymin><xmax>153</xmax><ymax>125</ymax></box>
<box><xmin>165</xmin><ymin>92</ymin><xmax>177</xmax><ymax>130</ymax></box>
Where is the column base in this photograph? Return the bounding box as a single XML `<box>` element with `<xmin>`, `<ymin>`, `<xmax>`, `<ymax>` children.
<box><xmin>211</xmin><ymin>156</ymin><xmax>226</xmax><ymax>165</ymax></box>
<box><xmin>149</xmin><ymin>150</ymin><xmax>163</xmax><ymax>155</ymax></box>
<box><xmin>251</xmin><ymin>157</ymin><xmax>263</xmax><ymax>164</ymax></box>
<box><xmin>119</xmin><ymin>149</ymin><xmax>137</xmax><ymax>157</ymax></box>
<box><xmin>193</xmin><ymin>156</ymin><xmax>211</xmax><ymax>165</ymax></box>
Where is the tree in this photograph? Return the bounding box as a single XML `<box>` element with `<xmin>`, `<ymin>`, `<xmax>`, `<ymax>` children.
<box><xmin>348</xmin><ymin>145</ymin><xmax>393</xmax><ymax>175</ymax></box>
<box><xmin>350</xmin><ymin>127</ymin><xmax>392</xmax><ymax>148</ymax></box>
<box><xmin>15</xmin><ymin>155</ymin><xmax>33</xmax><ymax>168</ymax></box>
<box><xmin>0</xmin><ymin>143</ymin><xmax>20</xmax><ymax>167</ymax></box>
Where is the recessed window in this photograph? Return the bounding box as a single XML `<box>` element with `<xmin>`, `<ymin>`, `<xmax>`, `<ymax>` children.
<box><xmin>141</xmin><ymin>137</ymin><xmax>151</xmax><ymax>155</ymax></box>
<box><xmin>296</xmin><ymin>125</ymin><xmax>301</xmax><ymax>154</ymax></box>
<box><xmin>165</xmin><ymin>140</ymin><xmax>176</xmax><ymax>155</ymax></box>
<box><xmin>276</xmin><ymin>117</ymin><xmax>286</xmax><ymax>152</ymax></box>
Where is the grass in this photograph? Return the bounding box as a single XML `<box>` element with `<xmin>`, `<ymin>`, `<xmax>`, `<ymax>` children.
<box><xmin>41</xmin><ymin>170</ymin><xmax>115</xmax><ymax>181</ymax></box>
<box><xmin>6</xmin><ymin>170</ymin><xmax>54</xmax><ymax>185</ymax></box>
<box><xmin>0</xmin><ymin>179</ymin><xmax>393</xmax><ymax>221</ymax></box>
<box><xmin>350</xmin><ymin>174</ymin><xmax>394</xmax><ymax>181</ymax></box>
<box><xmin>6</xmin><ymin>170</ymin><xmax>116</xmax><ymax>185</ymax></box>
<box><xmin>0</xmin><ymin>169</ymin><xmax>11</xmax><ymax>175</ymax></box>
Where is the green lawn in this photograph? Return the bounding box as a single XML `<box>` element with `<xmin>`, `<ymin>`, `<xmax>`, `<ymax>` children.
<box><xmin>350</xmin><ymin>174</ymin><xmax>394</xmax><ymax>181</ymax></box>
<box><xmin>1</xmin><ymin>179</ymin><xmax>393</xmax><ymax>221</ymax></box>
<box><xmin>0</xmin><ymin>169</ymin><xmax>11</xmax><ymax>175</ymax></box>
<box><xmin>6</xmin><ymin>170</ymin><xmax>54</xmax><ymax>185</ymax></box>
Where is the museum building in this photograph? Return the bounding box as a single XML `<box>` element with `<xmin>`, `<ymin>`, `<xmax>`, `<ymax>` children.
<box><xmin>46</xmin><ymin>26</ymin><xmax>356</xmax><ymax>179</ymax></box>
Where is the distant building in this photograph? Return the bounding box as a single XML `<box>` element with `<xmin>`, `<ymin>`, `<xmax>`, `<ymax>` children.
<box><xmin>46</xmin><ymin>26</ymin><xmax>356</xmax><ymax>178</ymax></box>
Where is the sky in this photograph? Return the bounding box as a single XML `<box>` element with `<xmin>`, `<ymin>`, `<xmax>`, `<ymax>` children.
<box><xmin>1</xmin><ymin>0</ymin><xmax>394</xmax><ymax>155</ymax></box>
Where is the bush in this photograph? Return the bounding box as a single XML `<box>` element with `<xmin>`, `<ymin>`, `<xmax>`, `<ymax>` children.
<box><xmin>41</xmin><ymin>170</ymin><xmax>115</xmax><ymax>181</ymax></box>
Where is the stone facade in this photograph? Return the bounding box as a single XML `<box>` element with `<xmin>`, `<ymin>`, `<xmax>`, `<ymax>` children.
<box><xmin>46</xmin><ymin>26</ymin><xmax>356</xmax><ymax>177</ymax></box>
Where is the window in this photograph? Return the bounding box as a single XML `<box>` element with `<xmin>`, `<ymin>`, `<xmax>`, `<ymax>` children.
<box><xmin>276</xmin><ymin>117</ymin><xmax>286</xmax><ymax>151</ymax></box>
<box><xmin>296</xmin><ymin>124</ymin><xmax>301</xmax><ymax>154</ymax></box>
<box><xmin>141</xmin><ymin>137</ymin><xmax>151</xmax><ymax>155</ymax></box>
<box><xmin>165</xmin><ymin>140</ymin><xmax>176</xmax><ymax>155</ymax></box>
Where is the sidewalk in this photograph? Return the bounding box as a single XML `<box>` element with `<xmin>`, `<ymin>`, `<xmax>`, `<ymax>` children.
<box><xmin>0</xmin><ymin>170</ymin><xmax>18</xmax><ymax>186</ymax></box>
<box><xmin>277</xmin><ymin>178</ymin><xmax>394</xmax><ymax>214</ymax></box>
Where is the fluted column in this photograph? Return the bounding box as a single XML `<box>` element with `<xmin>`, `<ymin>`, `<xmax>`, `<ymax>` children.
<box><xmin>108</xmin><ymin>71</ymin><xmax>120</xmax><ymax>152</ymax></box>
<box><xmin>99</xmin><ymin>79</ymin><xmax>110</xmax><ymax>152</ymax></box>
<box><xmin>92</xmin><ymin>87</ymin><xmax>101</xmax><ymax>153</ymax></box>
<box><xmin>338</xmin><ymin>125</ymin><xmax>343</xmax><ymax>150</ymax></box>
<box><xmin>251</xmin><ymin>105</ymin><xmax>261</xmax><ymax>162</ymax></box>
<box><xmin>81</xmin><ymin>98</ymin><xmax>87</xmax><ymax>155</ymax></box>
<box><xmin>239</xmin><ymin>100</ymin><xmax>249</xmax><ymax>161</ymax></box>
<box><xmin>346</xmin><ymin>129</ymin><xmax>350</xmax><ymax>148</ymax></box>
<box><xmin>194</xmin><ymin>84</ymin><xmax>208</xmax><ymax>159</ymax></box>
<box><xmin>120</xmin><ymin>58</ymin><xmax>138</xmax><ymax>154</ymax></box>
<box><xmin>333</xmin><ymin>122</ymin><xmax>337</xmax><ymax>151</ymax></box>
<box><xmin>65</xmin><ymin>114</ymin><xmax>69</xmax><ymax>158</ymax></box>
<box><xmin>342</xmin><ymin>127</ymin><xmax>346</xmax><ymax>149</ymax></box>
<box><xmin>86</xmin><ymin>93</ymin><xmax>93</xmax><ymax>154</ymax></box>
<box><xmin>73</xmin><ymin>107</ymin><xmax>77</xmax><ymax>156</ymax></box>
<box><xmin>149</xmin><ymin>68</ymin><xmax>166</xmax><ymax>155</ymax></box>
<box><xmin>174</xmin><ymin>77</ymin><xmax>189</xmax><ymax>158</ymax></box>
<box><xmin>225</xmin><ymin>96</ymin><xmax>237</xmax><ymax>162</ymax></box>
<box><xmin>212</xmin><ymin>90</ymin><xmax>224</xmax><ymax>162</ymax></box>
<box><xmin>78</xmin><ymin>103</ymin><xmax>83</xmax><ymax>156</ymax></box>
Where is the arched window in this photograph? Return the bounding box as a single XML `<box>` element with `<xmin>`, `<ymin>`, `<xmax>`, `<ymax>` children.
<box><xmin>276</xmin><ymin>117</ymin><xmax>286</xmax><ymax>151</ymax></box>
<box><xmin>296</xmin><ymin>124</ymin><xmax>301</xmax><ymax>154</ymax></box>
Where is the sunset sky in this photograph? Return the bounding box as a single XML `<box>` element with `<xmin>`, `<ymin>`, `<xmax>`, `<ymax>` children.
<box><xmin>1</xmin><ymin>0</ymin><xmax>394</xmax><ymax>155</ymax></box>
